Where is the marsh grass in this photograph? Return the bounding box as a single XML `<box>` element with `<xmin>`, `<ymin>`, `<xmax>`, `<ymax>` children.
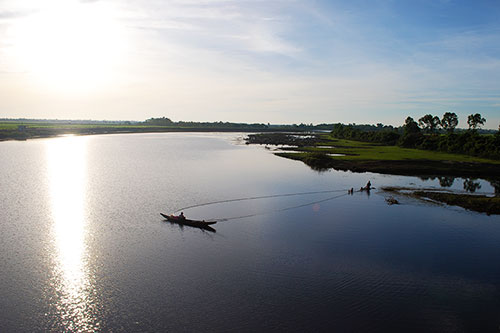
<box><xmin>295</xmin><ymin>136</ymin><xmax>500</xmax><ymax>164</ymax></box>
<box><xmin>414</xmin><ymin>191</ymin><xmax>500</xmax><ymax>215</ymax></box>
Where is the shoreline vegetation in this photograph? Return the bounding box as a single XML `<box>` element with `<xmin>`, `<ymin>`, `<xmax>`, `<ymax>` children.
<box><xmin>245</xmin><ymin>111</ymin><xmax>499</xmax><ymax>184</ymax></box>
<box><xmin>0</xmin><ymin>118</ymin><xmax>330</xmax><ymax>141</ymax></box>
<box><xmin>245</xmin><ymin>132</ymin><xmax>500</xmax><ymax>214</ymax></box>
<box><xmin>2</xmin><ymin>116</ymin><xmax>499</xmax><ymax>213</ymax></box>
<box><xmin>246</xmin><ymin>132</ymin><xmax>500</xmax><ymax>179</ymax></box>
<box><xmin>382</xmin><ymin>187</ymin><xmax>500</xmax><ymax>216</ymax></box>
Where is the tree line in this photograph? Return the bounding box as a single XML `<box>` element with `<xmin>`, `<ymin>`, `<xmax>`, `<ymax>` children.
<box><xmin>331</xmin><ymin>113</ymin><xmax>500</xmax><ymax>160</ymax></box>
<box><xmin>143</xmin><ymin>117</ymin><xmax>334</xmax><ymax>131</ymax></box>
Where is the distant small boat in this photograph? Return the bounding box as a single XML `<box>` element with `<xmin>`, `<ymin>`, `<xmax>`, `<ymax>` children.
<box><xmin>160</xmin><ymin>213</ymin><xmax>217</xmax><ymax>232</ymax></box>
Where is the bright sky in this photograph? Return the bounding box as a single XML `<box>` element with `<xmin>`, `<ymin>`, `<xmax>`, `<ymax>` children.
<box><xmin>0</xmin><ymin>0</ymin><xmax>499</xmax><ymax>128</ymax></box>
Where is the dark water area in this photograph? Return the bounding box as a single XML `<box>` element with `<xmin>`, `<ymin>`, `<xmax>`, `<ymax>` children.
<box><xmin>0</xmin><ymin>133</ymin><xmax>499</xmax><ymax>332</ymax></box>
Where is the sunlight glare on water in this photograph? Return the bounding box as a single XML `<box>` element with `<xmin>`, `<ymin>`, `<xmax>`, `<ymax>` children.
<box><xmin>46</xmin><ymin>136</ymin><xmax>99</xmax><ymax>331</ymax></box>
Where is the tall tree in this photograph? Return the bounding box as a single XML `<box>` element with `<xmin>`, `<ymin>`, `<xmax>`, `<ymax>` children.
<box><xmin>418</xmin><ymin>114</ymin><xmax>441</xmax><ymax>133</ymax></box>
<box><xmin>441</xmin><ymin>112</ymin><xmax>458</xmax><ymax>133</ymax></box>
<box><xmin>404</xmin><ymin>116</ymin><xmax>420</xmax><ymax>134</ymax></box>
<box><xmin>144</xmin><ymin>117</ymin><xmax>174</xmax><ymax>125</ymax></box>
<box><xmin>467</xmin><ymin>113</ymin><xmax>486</xmax><ymax>131</ymax></box>
<box><xmin>399</xmin><ymin>117</ymin><xmax>422</xmax><ymax>147</ymax></box>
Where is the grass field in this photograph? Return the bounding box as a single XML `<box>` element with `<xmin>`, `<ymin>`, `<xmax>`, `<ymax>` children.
<box><xmin>265</xmin><ymin>134</ymin><xmax>500</xmax><ymax>179</ymax></box>
<box><xmin>300</xmin><ymin>136</ymin><xmax>500</xmax><ymax>164</ymax></box>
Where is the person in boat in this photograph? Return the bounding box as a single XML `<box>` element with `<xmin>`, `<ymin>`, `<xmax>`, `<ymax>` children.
<box><xmin>179</xmin><ymin>212</ymin><xmax>185</xmax><ymax>220</ymax></box>
<box><xmin>366</xmin><ymin>180</ymin><xmax>371</xmax><ymax>190</ymax></box>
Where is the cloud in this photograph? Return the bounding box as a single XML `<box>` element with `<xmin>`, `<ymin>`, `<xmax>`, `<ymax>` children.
<box><xmin>118</xmin><ymin>0</ymin><xmax>301</xmax><ymax>57</ymax></box>
<box><xmin>0</xmin><ymin>9</ymin><xmax>37</xmax><ymax>21</ymax></box>
<box><xmin>0</xmin><ymin>0</ymin><xmax>499</xmax><ymax>127</ymax></box>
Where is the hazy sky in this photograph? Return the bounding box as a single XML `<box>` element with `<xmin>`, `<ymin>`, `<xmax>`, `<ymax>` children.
<box><xmin>0</xmin><ymin>0</ymin><xmax>499</xmax><ymax>128</ymax></box>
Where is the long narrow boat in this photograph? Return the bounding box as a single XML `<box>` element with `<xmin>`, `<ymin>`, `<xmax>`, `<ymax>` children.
<box><xmin>160</xmin><ymin>213</ymin><xmax>217</xmax><ymax>232</ymax></box>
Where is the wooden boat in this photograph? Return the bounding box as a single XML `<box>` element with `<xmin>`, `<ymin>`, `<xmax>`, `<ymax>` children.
<box><xmin>160</xmin><ymin>213</ymin><xmax>217</xmax><ymax>232</ymax></box>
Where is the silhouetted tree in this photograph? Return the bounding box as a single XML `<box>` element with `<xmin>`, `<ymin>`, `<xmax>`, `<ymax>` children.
<box><xmin>441</xmin><ymin>112</ymin><xmax>458</xmax><ymax>133</ymax></box>
<box><xmin>145</xmin><ymin>117</ymin><xmax>173</xmax><ymax>125</ymax></box>
<box><xmin>418</xmin><ymin>114</ymin><xmax>441</xmax><ymax>133</ymax></box>
<box><xmin>438</xmin><ymin>176</ymin><xmax>455</xmax><ymax>187</ymax></box>
<box><xmin>490</xmin><ymin>180</ymin><xmax>500</xmax><ymax>196</ymax></box>
<box><xmin>398</xmin><ymin>117</ymin><xmax>422</xmax><ymax>147</ymax></box>
<box><xmin>404</xmin><ymin>117</ymin><xmax>420</xmax><ymax>134</ymax></box>
<box><xmin>463</xmin><ymin>178</ymin><xmax>481</xmax><ymax>193</ymax></box>
<box><xmin>467</xmin><ymin>113</ymin><xmax>485</xmax><ymax>131</ymax></box>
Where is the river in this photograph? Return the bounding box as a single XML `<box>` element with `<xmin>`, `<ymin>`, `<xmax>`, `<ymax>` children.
<box><xmin>0</xmin><ymin>133</ymin><xmax>499</xmax><ymax>331</ymax></box>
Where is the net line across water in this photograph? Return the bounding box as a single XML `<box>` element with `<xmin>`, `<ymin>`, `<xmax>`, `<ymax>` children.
<box><xmin>174</xmin><ymin>188</ymin><xmax>356</xmax><ymax>222</ymax></box>
<box><xmin>174</xmin><ymin>189</ymin><xmax>348</xmax><ymax>213</ymax></box>
<box><xmin>212</xmin><ymin>192</ymin><xmax>350</xmax><ymax>222</ymax></box>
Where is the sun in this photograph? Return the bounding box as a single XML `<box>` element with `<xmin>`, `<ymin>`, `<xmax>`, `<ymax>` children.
<box><xmin>9</xmin><ymin>0</ymin><xmax>126</xmax><ymax>92</ymax></box>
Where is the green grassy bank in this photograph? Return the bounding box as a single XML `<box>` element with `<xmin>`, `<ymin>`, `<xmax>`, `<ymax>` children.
<box><xmin>248</xmin><ymin>133</ymin><xmax>500</xmax><ymax>179</ymax></box>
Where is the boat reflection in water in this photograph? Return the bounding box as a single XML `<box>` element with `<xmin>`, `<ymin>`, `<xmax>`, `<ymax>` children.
<box><xmin>46</xmin><ymin>136</ymin><xmax>100</xmax><ymax>331</ymax></box>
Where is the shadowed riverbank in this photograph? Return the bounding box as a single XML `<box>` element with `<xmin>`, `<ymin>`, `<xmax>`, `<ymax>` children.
<box><xmin>246</xmin><ymin>132</ymin><xmax>500</xmax><ymax>214</ymax></box>
<box><xmin>0</xmin><ymin>125</ymin><xmax>289</xmax><ymax>142</ymax></box>
<box><xmin>382</xmin><ymin>187</ymin><xmax>500</xmax><ymax>215</ymax></box>
<box><xmin>0</xmin><ymin>119</ymin><xmax>330</xmax><ymax>142</ymax></box>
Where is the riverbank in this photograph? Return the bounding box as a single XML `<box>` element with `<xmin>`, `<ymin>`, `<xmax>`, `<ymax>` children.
<box><xmin>382</xmin><ymin>187</ymin><xmax>500</xmax><ymax>215</ymax></box>
<box><xmin>246</xmin><ymin>133</ymin><xmax>500</xmax><ymax>180</ymax></box>
<box><xmin>0</xmin><ymin>124</ymin><xmax>298</xmax><ymax>142</ymax></box>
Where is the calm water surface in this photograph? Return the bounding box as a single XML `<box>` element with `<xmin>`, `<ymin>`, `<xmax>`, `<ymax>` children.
<box><xmin>1</xmin><ymin>133</ymin><xmax>499</xmax><ymax>332</ymax></box>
